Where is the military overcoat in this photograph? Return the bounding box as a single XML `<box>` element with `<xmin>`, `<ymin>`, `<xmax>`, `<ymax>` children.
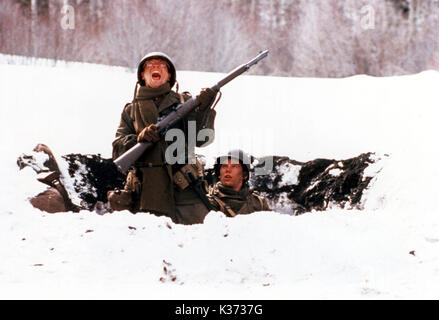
<box><xmin>112</xmin><ymin>83</ymin><xmax>216</xmax><ymax>221</ymax></box>
<box><xmin>208</xmin><ymin>182</ymin><xmax>271</xmax><ymax>216</ymax></box>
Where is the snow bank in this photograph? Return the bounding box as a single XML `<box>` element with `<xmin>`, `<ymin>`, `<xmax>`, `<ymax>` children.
<box><xmin>1</xmin><ymin>54</ymin><xmax>439</xmax><ymax>299</ymax></box>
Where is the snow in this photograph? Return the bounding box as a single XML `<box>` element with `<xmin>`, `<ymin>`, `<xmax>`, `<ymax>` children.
<box><xmin>1</xmin><ymin>54</ymin><xmax>439</xmax><ymax>299</ymax></box>
<box><xmin>57</xmin><ymin>156</ymin><xmax>96</xmax><ymax>207</ymax></box>
<box><xmin>276</xmin><ymin>162</ymin><xmax>302</xmax><ymax>187</ymax></box>
<box><xmin>328</xmin><ymin>168</ymin><xmax>342</xmax><ymax>177</ymax></box>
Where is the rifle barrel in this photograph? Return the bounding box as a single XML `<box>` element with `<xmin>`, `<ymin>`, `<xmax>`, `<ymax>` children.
<box><xmin>113</xmin><ymin>50</ymin><xmax>269</xmax><ymax>173</ymax></box>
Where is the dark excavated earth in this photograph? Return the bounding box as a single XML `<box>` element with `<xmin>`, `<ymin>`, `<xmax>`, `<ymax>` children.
<box><xmin>17</xmin><ymin>144</ymin><xmax>380</xmax><ymax>215</ymax></box>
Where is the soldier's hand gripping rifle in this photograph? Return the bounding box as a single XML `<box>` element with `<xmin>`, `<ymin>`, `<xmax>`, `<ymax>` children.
<box><xmin>114</xmin><ymin>50</ymin><xmax>269</xmax><ymax>173</ymax></box>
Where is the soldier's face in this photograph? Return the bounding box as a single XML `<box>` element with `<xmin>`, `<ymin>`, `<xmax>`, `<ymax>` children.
<box><xmin>142</xmin><ymin>59</ymin><xmax>171</xmax><ymax>88</ymax></box>
<box><xmin>219</xmin><ymin>159</ymin><xmax>247</xmax><ymax>191</ymax></box>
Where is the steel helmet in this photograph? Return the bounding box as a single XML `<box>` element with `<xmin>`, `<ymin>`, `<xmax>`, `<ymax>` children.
<box><xmin>137</xmin><ymin>51</ymin><xmax>176</xmax><ymax>88</ymax></box>
<box><xmin>214</xmin><ymin>150</ymin><xmax>253</xmax><ymax>181</ymax></box>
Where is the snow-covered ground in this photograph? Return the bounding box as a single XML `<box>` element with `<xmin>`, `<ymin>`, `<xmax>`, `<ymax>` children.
<box><xmin>1</xmin><ymin>54</ymin><xmax>439</xmax><ymax>299</ymax></box>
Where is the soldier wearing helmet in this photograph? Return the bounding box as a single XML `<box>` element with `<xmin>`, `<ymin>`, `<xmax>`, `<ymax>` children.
<box><xmin>111</xmin><ymin>52</ymin><xmax>218</xmax><ymax>224</ymax></box>
<box><xmin>208</xmin><ymin>150</ymin><xmax>271</xmax><ymax>216</ymax></box>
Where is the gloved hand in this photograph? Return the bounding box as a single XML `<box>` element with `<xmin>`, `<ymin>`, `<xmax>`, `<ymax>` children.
<box><xmin>137</xmin><ymin>124</ymin><xmax>160</xmax><ymax>143</ymax></box>
<box><xmin>196</xmin><ymin>88</ymin><xmax>217</xmax><ymax>111</ymax></box>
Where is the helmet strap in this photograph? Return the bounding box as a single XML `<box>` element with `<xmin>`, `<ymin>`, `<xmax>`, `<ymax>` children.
<box><xmin>175</xmin><ymin>81</ymin><xmax>179</xmax><ymax>93</ymax></box>
<box><xmin>132</xmin><ymin>82</ymin><xmax>140</xmax><ymax>101</ymax></box>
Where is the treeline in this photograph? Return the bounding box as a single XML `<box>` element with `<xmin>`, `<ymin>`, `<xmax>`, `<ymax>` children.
<box><xmin>1</xmin><ymin>0</ymin><xmax>438</xmax><ymax>77</ymax></box>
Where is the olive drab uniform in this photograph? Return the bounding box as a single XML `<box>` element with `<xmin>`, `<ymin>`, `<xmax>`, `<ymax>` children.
<box><xmin>111</xmin><ymin>82</ymin><xmax>216</xmax><ymax>224</ymax></box>
<box><xmin>207</xmin><ymin>182</ymin><xmax>271</xmax><ymax>216</ymax></box>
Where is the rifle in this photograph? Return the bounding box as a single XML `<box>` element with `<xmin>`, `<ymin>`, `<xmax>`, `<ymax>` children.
<box><xmin>114</xmin><ymin>50</ymin><xmax>269</xmax><ymax>173</ymax></box>
<box><xmin>185</xmin><ymin>170</ymin><xmax>213</xmax><ymax>211</ymax></box>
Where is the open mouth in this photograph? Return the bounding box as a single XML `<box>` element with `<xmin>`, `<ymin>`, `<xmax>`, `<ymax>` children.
<box><xmin>152</xmin><ymin>71</ymin><xmax>161</xmax><ymax>80</ymax></box>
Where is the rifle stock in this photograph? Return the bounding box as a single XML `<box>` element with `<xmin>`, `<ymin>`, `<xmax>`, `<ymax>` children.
<box><xmin>114</xmin><ymin>50</ymin><xmax>269</xmax><ymax>173</ymax></box>
<box><xmin>114</xmin><ymin>142</ymin><xmax>153</xmax><ymax>173</ymax></box>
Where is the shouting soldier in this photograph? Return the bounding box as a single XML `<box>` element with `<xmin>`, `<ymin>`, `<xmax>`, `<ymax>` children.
<box><xmin>208</xmin><ymin>150</ymin><xmax>271</xmax><ymax>216</ymax></box>
<box><xmin>110</xmin><ymin>52</ymin><xmax>218</xmax><ymax>224</ymax></box>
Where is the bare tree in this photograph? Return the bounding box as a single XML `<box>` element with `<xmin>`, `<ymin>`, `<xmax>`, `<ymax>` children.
<box><xmin>1</xmin><ymin>0</ymin><xmax>439</xmax><ymax>77</ymax></box>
